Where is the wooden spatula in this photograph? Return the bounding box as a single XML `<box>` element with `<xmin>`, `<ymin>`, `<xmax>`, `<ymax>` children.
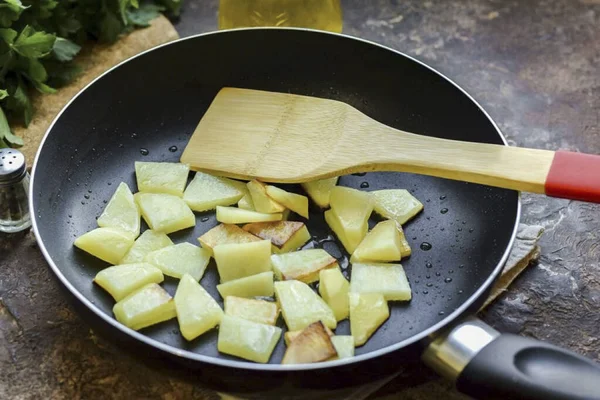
<box><xmin>181</xmin><ymin>88</ymin><xmax>600</xmax><ymax>203</ymax></box>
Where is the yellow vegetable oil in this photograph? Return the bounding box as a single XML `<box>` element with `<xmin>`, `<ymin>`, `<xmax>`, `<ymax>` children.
<box><xmin>218</xmin><ymin>0</ymin><xmax>342</xmax><ymax>33</ymax></box>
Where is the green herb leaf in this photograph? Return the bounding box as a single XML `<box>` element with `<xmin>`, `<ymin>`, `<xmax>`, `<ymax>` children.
<box><xmin>31</xmin><ymin>79</ymin><xmax>56</xmax><ymax>94</ymax></box>
<box><xmin>0</xmin><ymin>88</ymin><xmax>7</xmax><ymax>99</ymax></box>
<box><xmin>0</xmin><ymin>0</ymin><xmax>27</xmax><ymax>28</ymax></box>
<box><xmin>0</xmin><ymin>28</ymin><xmax>16</xmax><ymax>44</ymax></box>
<box><xmin>52</xmin><ymin>37</ymin><xmax>81</xmax><ymax>62</ymax></box>
<box><xmin>126</xmin><ymin>3</ymin><xmax>163</xmax><ymax>27</ymax></box>
<box><xmin>0</xmin><ymin>105</ymin><xmax>23</xmax><ymax>146</ymax></box>
<box><xmin>13</xmin><ymin>25</ymin><xmax>56</xmax><ymax>58</ymax></box>
<box><xmin>44</xmin><ymin>60</ymin><xmax>82</xmax><ymax>87</ymax></box>
<box><xmin>6</xmin><ymin>77</ymin><xmax>32</xmax><ymax>126</ymax></box>
<box><xmin>99</xmin><ymin>11</ymin><xmax>123</xmax><ymax>43</ymax></box>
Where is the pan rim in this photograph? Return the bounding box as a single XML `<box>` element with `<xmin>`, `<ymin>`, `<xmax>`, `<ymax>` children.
<box><xmin>30</xmin><ymin>27</ymin><xmax>521</xmax><ymax>372</ymax></box>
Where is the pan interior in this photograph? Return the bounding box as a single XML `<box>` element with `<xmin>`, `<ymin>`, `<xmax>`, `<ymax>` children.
<box><xmin>32</xmin><ymin>30</ymin><xmax>518</xmax><ymax>365</ymax></box>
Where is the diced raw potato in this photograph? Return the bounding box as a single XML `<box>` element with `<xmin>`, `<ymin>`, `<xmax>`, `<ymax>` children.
<box><xmin>218</xmin><ymin>315</ymin><xmax>282</xmax><ymax>363</ymax></box>
<box><xmin>349</xmin><ymin>292</ymin><xmax>389</xmax><ymax>346</ymax></box>
<box><xmin>183</xmin><ymin>172</ymin><xmax>244</xmax><ymax>212</ymax></box>
<box><xmin>301</xmin><ymin>177</ymin><xmax>338</xmax><ymax>208</ymax></box>
<box><xmin>281</xmin><ymin>208</ymin><xmax>291</xmax><ymax>221</ymax></box>
<box><xmin>94</xmin><ymin>262</ymin><xmax>164</xmax><ymax>301</ymax></box>
<box><xmin>284</xmin><ymin>324</ymin><xmax>334</xmax><ymax>346</ymax></box>
<box><xmin>319</xmin><ymin>268</ymin><xmax>350</xmax><ymax>321</ymax></box>
<box><xmin>228</xmin><ymin>179</ymin><xmax>253</xmax><ymax>210</ymax></box>
<box><xmin>247</xmin><ymin>180</ymin><xmax>286</xmax><ymax>213</ymax></box>
<box><xmin>216</xmin><ymin>206</ymin><xmax>282</xmax><ymax>224</ymax></box>
<box><xmin>398</xmin><ymin>225</ymin><xmax>411</xmax><ymax>258</ymax></box>
<box><xmin>271</xmin><ymin>249</ymin><xmax>338</xmax><ymax>284</ymax></box>
<box><xmin>224</xmin><ymin>296</ymin><xmax>279</xmax><ymax>326</ymax></box>
<box><xmin>329</xmin><ymin>187</ymin><xmax>374</xmax><ymax>254</ymax></box>
<box><xmin>213</xmin><ymin>240</ymin><xmax>272</xmax><ymax>282</ymax></box>
<box><xmin>282</xmin><ymin>321</ymin><xmax>337</xmax><ymax>364</ymax></box>
<box><xmin>97</xmin><ymin>182</ymin><xmax>140</xmax><ymax>239</ymax></box>
<box><xmin>243</xmin><ymin>221</ymin><xmax>310</xmax><ymax>254</ymax></box>
<box><xmin>121</xmin><ymin>229</ymin><xmax>173</xmax><ymax>264</ymax></box>
<box><xmin>198</xmin><ymin>223</ymin><xmax>260</xmax><ymax>256</ymax></box>
<box><xmin>350</xmin><ymin>220</ymin><xmax>402</xmax><ymax>263</ymax></box>
<box><xmin>330</xmin><ymin>336</ymin><xmax>355</xmax><ymax>359</ymax></box>
<box><xmin>174</xmin><ymin>274</ymin><xmax>224</xmax><ymax>341</ymax></box>
<box><xmin>113</xmin><ymin>283</ymin><xmax>176</xmax><ymax>331</ymax></box>
<box><xmin>74</xmin><ymin>227</ymin><xmax>134</xmax><ymax>265</ymax></box>
<box><xmin>137</xmin><ymin>193</ymin><xmax>195</xmax><ymax>234</ymax></box>
<box><xmin>350</xmin><ymin>263</ymin><xmax>411</xmax><ymax>301</ymax></box>
<box><xmin>274</xmin><ymin>280</ymin><xmax>337</xmax><ymax>330</ymax></box>
<box><xmin>237</xmin><ymin>194</ymin><xmax>255</xmax><ymax>210</ymax></box>
<box><xmin>216</xmin><ymin>271</ymin><xmax>274</xmax><ymax>299</ymax></box>
<box><xmin>134</xmin><ymin>162</ymin><xmax>189</xmax><ymax>197</ymax></box>
<box><xmin>145</xmin><ymin>242</ymin><xmax>210</xmax><ymax>281</ymax></box>
<box><xmin>324</xmin><ymin>210</ymin><xmax>354</xmax><ymax>255</ymax></box>
<box><xmin>371</xmin><ymin>189</ymin><xmax>424</xmax><ymax>225</ymax></box>
<box><xmin>265</xmin><ymin>185</ymin><xmax>309</xmax><ymax>218</ymax></box>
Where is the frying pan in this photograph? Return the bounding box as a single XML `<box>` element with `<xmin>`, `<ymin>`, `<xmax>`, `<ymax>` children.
<box><xmin>30</xmin><ymin>29</ymin><xmax>600</xmax><ymax>400</ymax></box>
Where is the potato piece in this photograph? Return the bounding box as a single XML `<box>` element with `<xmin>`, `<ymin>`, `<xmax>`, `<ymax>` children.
<box><xmin>271</xmin><ymin>249</ymin><xmax>338</xmax><ymax>284</ymax></box>
<box><xmin>216</xmin><ymin>206</ymin><xmax>282</xmax><ymax>224</ymax></box>
<box><xmin>237</xmin><ymin>194</ymin><xmax>255</xmax><ymax>210</ymax></box>
<box><xmin>121</xmin><ymin>229</ymin><xmax>173</xmax><ymax>264</ymax></box>
<box><xmin>137</xmin><ymin>193</ymin><xmax>195</xmax><ymax>234</ymax></box>
<box><xmin>216</xmin><ymin>271</ymin><xmax>274</xmax><ymax>299</ymax></box>
<box><xmin>218</xmin><ymin>315</ymin><xmax>282</xmax><ymax>363</ymax></box>
<box><xmin>349</xmin><ymin>292</ymin><xmax>389</xmax><ymax>346</ymax></box>
<box><xmin>328</xmin><ymin>187</ymin><xmax>374</xmax><ymax>254</ymax></box>
<box><xmin>371</xmin><ymin>189</ymin><xmax>423</xmax><ymax>225</ymax></box>
<box><xmin>213</xmin><ymin>240</ymin><xmax>272</xmax><ymax>282</ymax></box>
<box><xmin>74</xmin><ymin>227</ymin><xmax>134</xmax><ymax>265</ymax></box>
<box><xmin>174</xmin><ymin>274</ymin><xmax>223</xmax><ymax>341</ymax></box>
<box><xmin>282</xmin><ymin>321</ymin><xmax>337</xmax><ymax>364</ymax></box>
<box><xmin>198</xmin><ymin>223</ymin><xmax>260</xmax><ymax>256</ymax></box>
<box><xmin>324</xmin><ymin>210</ymin><xmax>354</xmax><ymax>255</ymax></box>
<box><xmin>247</xmin><ymin>180</ymin><xmax>285</xmax><ymax>213</ymax></box>
<box><xmin>145</xmin><ymin>242</ymin><xmax>210</xmax><ymax>281</ymax></box>
<box><xmin>350</xmin><ymin>263</ymin><xmax>411</xmax><ymax>301</ymax></box>
<box><xmin>183</xmin><ymin>172</ymin><xmax>244</xmax><ymax>212</ymax></box>
<box><xmin>134</xmin><ymin>162</ymin><xmax>189</xmax><ymax>197</ymax></box>
<box><xmin>301</xmin><ymin>177</ymin><xmax>338</xmax><ymax>208</ymax></box>
<box><xmin>330</xmin><ymin>336</ymin><xmax>355</xmax><ymax>359</ymax></box>
<box><xmin>94</xmin><ymin>262</ymin><xmax>164</xmax><ymax>301</ymax></box>
<box><xmin>265</xmin><ymin>186</ymin><xmax>309</xmax><ymax>218</ymax></box>
<box><xmin>274</xmin><ymin>280</ymin><xmax>337</xmax><ymax>330</ymax></box>
<box><xmin>243</xmin><ymin>221</ymin><xmax>310</xmax><ymax>254</ymax></box>
<box><xmin>350</xmin><ymin>220</ymin><xmax>402</xmax><ymax>263</ymax></box>
<box><xmin>113</xmin><ymin>283</ymin><xmax>176</xmax><ymax>331</ymax></box>
<box><xmin>398</xmin><ymin>225</ymin><xmax>412</xmax><ymax>258</ymax></box>
<box><xmin>319</xmin><ymin>268</ymin><xmax>350</xmax><ymax>321</ymax></box>
<box><xmin>284</xmin><ymin>324</ymin><xmax>334</xmax><ymax>346</ymax></box>
<box><xmin>224</xmin><ymin>296</ymin><xmax>279</xmax><ymax>326</ymax></box>
<box><xmin>97</xmin><ymin>182</ymin><xmax>140</xmax><ymax>239</ymax></box>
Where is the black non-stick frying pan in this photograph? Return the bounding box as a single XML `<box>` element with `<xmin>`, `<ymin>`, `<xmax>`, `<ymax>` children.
<box><xmin>30</xmin><ymin>29</ymin><xmax>600</xmax><ymax>400</ymax></box>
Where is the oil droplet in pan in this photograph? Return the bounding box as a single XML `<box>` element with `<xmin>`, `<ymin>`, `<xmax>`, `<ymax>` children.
<box><xmin>140</xmin><ymin>148</ymin><xmax>149</xmax><ymax>156</ymax></box>
<box><xmin>420</xmin><ymin>242</ymin><xmax>432</xmax><ymax>251</ymax></box>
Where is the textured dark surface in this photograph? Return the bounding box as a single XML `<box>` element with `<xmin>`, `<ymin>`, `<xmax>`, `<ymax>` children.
<box><xmin>1</xmin><ymin>0</ymin><xmax>599</xmax><ymax>399</ymax></box>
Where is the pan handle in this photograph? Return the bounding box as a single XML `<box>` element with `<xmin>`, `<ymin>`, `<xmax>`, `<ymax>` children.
<box><xmin>422</xmin><ymin>317</ymin><xmax>600</xmax><ymax>400</ymax></box>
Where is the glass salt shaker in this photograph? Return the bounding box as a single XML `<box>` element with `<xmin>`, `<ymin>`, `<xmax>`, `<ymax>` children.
<box><xmin>0</xmin><ymin>148</ymin><xmax>31</xmax><ymax>233</ymax></box>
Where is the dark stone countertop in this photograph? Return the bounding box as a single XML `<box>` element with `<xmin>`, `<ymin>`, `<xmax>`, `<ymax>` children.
<box><xmin>1</xmin><ymin>1</ymin><xmax>599</xmax><ymax>399</ymax></box>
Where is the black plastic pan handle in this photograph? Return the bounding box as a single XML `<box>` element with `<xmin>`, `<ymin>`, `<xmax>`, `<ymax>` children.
<box><xmin>422</xmin><ymin>317</ymin><xmax>600</xmax><ymax>400</ymax></box>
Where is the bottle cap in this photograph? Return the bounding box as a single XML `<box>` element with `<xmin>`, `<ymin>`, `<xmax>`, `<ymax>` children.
<box><xmin>0</xmin><ymin>148</ymin><xmax>26</xmax><ymax>186</ymax></box>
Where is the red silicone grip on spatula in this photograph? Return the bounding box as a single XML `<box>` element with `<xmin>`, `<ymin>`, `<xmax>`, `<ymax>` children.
<box><xmin>545</xmin><ymin>151</ymin><xmax>600</xmax><ymax>203</ymax></box>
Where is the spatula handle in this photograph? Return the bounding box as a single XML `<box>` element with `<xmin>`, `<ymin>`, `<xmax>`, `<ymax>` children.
<box><xmin>544</xmin><ymin>151</ymin><xmax>600</xmax><ymax>203</ymax></box>
<box><xmin>368</xmin><ymin>127</ymin><xmax>600</xmax><ymax>203</ymax></box>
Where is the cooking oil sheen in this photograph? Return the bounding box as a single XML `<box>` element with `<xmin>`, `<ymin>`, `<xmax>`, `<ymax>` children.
<box><xmin>219</xmin><ymin>0</ymin><xmax>342</xmax><ymax>32</ymax></box>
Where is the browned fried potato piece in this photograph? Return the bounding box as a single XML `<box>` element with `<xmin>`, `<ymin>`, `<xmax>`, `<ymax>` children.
<box><xmin>282</xmin><ymin>321</ymin><xmax>337</xmax><ymax>364</ymax></box>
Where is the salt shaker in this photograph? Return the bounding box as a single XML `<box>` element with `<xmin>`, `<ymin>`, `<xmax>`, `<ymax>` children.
<box><xmin>0</xmin><ymin>148</ymin><xmax>31</xmax><ymax>233</ymax></box>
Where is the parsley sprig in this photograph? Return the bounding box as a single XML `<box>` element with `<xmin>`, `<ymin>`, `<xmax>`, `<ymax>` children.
<box><xmin>0</xmin><ymin>0</ymin><xmax>181</xmax><ymax>148</ymax></box>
